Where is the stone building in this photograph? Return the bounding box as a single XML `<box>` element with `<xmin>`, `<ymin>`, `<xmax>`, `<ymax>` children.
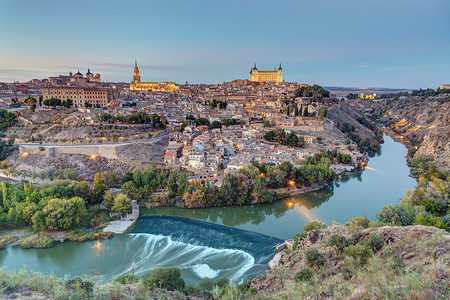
<box><xmin>129</xmin><ymin>60</ymin><xmax>180</xmax><ymax>93</ymax></box>
<box><xmin>249</xmin><ymin>63</ymin><xmax>283</xmax><ymax>83</ymax></box>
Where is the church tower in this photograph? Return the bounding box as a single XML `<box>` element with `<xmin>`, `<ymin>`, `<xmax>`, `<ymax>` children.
<box><xmin>133</xmin><ymin>60</ymin><xmax>141</xmax><ymax>83</ymax></box>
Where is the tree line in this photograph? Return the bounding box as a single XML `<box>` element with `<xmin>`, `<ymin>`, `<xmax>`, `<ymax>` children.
<box><xmin>377</xmin><ymin>158</ymin><xmax>449</xmax><ymax>230</ymax></box>
<box><xmin>97</xmin><ymin>112</ymin><xmax>166</xmax><ymax>128</ymax></box>
<box><xmin>264</xmin><ymin>128</ymin><xmax>306</xmax><ymax>147</ymax></box>
<box><xmin>294</xmin><ymin>84</ymin><xmax>330</xmax><ymax>102</ymax></box>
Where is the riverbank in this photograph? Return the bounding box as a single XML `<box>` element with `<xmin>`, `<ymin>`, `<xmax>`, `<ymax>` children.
<box><xmin>0</xmin><ymin>227</ymin><xmax>116</xmax><ymax>250</ymax></box>
<box><xmin>288</xmin><ymin>180</ymin><xmax>332</xmax><ymax>197</ymax></box>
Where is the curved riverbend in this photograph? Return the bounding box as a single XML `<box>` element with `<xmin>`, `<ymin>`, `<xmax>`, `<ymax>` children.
<box><xmin>142</xmin><ymin>134</ymin><xmax>417</xmax><ymax>240</ymax></box>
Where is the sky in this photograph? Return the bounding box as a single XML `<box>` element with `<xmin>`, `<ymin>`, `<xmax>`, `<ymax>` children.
<box><xmin>0</xmin><ymin>0</ymin><xmax>449</xmax><ymax>88</ymax></box>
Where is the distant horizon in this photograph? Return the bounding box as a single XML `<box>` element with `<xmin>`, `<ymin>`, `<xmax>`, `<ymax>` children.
<box><xmin>1</xmin><ymin>0</ymin><xmax>449</xmax><ymax>89</ymax></box>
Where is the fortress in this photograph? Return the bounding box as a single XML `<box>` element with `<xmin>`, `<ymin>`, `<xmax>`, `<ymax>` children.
<box><xmin>129</xmin><ymin>61</ymin><xmax>180</xmax><ymax>93</ymax></box>
<box><xmin>249</xmin><ymin>63</ymin><xmax>283</xmax><ymax>83</ymax></box>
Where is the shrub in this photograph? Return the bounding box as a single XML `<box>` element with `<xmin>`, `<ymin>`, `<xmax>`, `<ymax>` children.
<box><xmin>343</xmin><ymin>244</ymin><xmax>373</xmax><ymax>266</ymax></box>
<box><xmin>376</xmin><ymin>203</ymin><xmax>428</xmax><ymax>226</ymax></box>
<box><xmin>302</xmin><ymin>220</ymin><xmax>327</xmax><ymax>232</ymax></box>
<box><xmin>113</xmin><ymin>274</ymin><xmax>141</xmax><ymax>284</ymax></box>
<box><xmin>346</xmin><ymin>216</ymin><xmax>370</xmax><ymax>228</ymax></box>
<box><xmin>414</xmin><ymin>215</ymin><xmax>447</xmax><ymax>230</ymax></box>
<box><xmin>295</xmin><ymin>268</ymin><xmax>314</xmax><ymax>282</ymax></box>
<box><xmin>327</xmin><ymin>234</ymin><xmax>349</xmax><ymax>251</ymax></box>
<box><xmin>214</xmin><ymin>276</ymin><xmax>229</xmax><ymax>288</ymax></box>
<box><xmin>0</xmin><ymin>235</ymin><xmax>18</xmax><ymax>249</ymax></box>
<box><xmin>65</xmin><ymin>277</ymin><xmax>94</xmax><ymax>296</ymax></box>
<box><xmin>66</xmin><ymin>229</ymin><xmax>96</xmax><ymax>242</ymax></box>
<box><xmin>304</xmin><ymin>248</ymin><xmax>326</xmax><ymax>268</ymax></box>
<box><xmin>197</xmin><ymin>277</ymin><xmax>214</xmax><ymax>293</ymax></box>
<box><xmin>144</xmin><ymin>267</ymin><xmax>185</xmax><ymax>292</ymax></box>
<box><xmin>366</xmin><ymin>234</ymin><xmax>384</xmax><ymax>252</ymax></box>
<box><xmin>20</xmin><ymin>234</ymin><xmax>56</xmax><ymax>249</ymax></box>
<box><xmin>341</xmin><ymin>267</ymin><xmax>353</xmax><ymax>280</ymax></box>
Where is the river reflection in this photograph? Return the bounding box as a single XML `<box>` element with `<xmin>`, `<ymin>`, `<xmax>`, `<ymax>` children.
<box><xmin>142</xmin><ymin>135</ymin><xmax>416</xmax><ymax>240</ymax></box>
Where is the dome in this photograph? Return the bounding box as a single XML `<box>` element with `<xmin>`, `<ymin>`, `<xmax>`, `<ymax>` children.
<box><xmin>86</xmin><ymin>68</ymin><xmax>92</xmax><ymax>75</ymax></box>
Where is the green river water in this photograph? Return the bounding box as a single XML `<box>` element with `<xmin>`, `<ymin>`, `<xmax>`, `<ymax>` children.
<box><xmin>0</xmin><ymin>134</ymin><xmax>416</xmax><ymax>285</ymax></box>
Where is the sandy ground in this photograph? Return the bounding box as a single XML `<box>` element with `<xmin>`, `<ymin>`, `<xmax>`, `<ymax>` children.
<box><xmin>102</xmin><ymin>220</ymin><xmax>135</xmax><ymax>234</ymax></box>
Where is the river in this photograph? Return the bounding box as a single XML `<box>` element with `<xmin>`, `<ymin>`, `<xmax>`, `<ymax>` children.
<box><xmin>0</xmin><ymin>134</ymin><xmax>416</xmax><ymax>285</ymax></box>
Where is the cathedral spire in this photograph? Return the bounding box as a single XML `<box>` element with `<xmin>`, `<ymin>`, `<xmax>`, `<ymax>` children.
<box><xmin>133</xmin><ymin>60</ymin><xmax>141</xmax><ymax>84</ymax></box>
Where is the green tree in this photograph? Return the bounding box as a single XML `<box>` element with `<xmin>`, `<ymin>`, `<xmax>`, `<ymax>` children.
<box><xmin>303</xmin><ymin>105</ymin><xmax>308</xmax><ymax>116</ymax></box>
<box><xmin>112</xmin><ymin>193</ymin><xmax>132</xmax><ymax>215</ymax></box>
<box><xmin>93</xmin><ymin>173</ymin><xmax>107</xmax><ymax>203</ymax></box>
<box><xmin>42</xmin><ymin>197</ymin><xmax>88</xmax><ymax>230</ymax></box>
<box><xmin>101</xmin><ymin>171</ymin><xmax>120</xmax><ymax>188</ymax></box>
<box><xmin>286</xmin><ymin>132</ymin><xmax>299</xmax><ymax>147</ymax></box>
<box><xmin>264</xmin><ymin>130</ymin><xmax>276</xmax><ymax>141</ymax></box>
<box><xmin>103</xmin><ymin>189</ymin><xmax>119</xmax><ymax>210</ymax></box>
<box><xmin>318</xmin><ymin>107</ymin><xmax>328</xmax><ymax>120</ymax></box>
<box><xmin>167</xmin><ymin>171</ymin><xmax>178</xmax><ymax>199</ymax></box>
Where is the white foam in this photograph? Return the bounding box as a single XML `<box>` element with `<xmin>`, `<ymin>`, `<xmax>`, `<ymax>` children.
<box><xmin>192</xmin><ymin>263</ymin><xmax>219</xmax><ymax>279</ymax></box>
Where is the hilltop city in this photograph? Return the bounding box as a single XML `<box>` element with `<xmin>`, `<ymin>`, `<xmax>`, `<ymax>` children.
<box><xmin>0</xmin><ymin>62</ymin><xmax>391</xmax><ymax>185</ymax></box>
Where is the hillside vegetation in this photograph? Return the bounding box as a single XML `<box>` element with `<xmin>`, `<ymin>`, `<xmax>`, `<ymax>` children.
<box><xmin>249</xmin><ymin>225</ymin><xmax>449</xmax><ymax>299</ymax></box>
<box><xmin>375</xmin><ymin>93</ymin><xmax>449</xmax><ymax>173</ymax></box>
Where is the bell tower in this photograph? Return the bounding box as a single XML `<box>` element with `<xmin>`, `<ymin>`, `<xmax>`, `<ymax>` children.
<box><xmin>133</xmin><ymin>59</ymin><xmax>141</xmax><ymax>83</ymax></box>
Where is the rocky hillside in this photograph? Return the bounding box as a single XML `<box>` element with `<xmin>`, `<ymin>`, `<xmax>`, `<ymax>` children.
<box><xmin>327</xmin><ymin>102</ymin><xmax>377</xmax><ymax>139</ymax></box>
<box><xmin>378</xmin><ymin>94</ymin><xmax>450</xmax><ymax>172</ymax></box>
<box><xmin>249</xmin><ymin>225</ymin><xmax>449</xmax><ymax>299</ymax></box>
<box><xmin>6</xmin><ymin>137</ymin><xmax>168</xmax><ymax>182</ymax></box>
<box><xmin>7</xmin><ymin>108</ymin><xmax>156</xmax><ymax>144</ymax></box>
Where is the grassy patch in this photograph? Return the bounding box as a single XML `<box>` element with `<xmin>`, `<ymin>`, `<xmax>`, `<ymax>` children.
<box><xmin>0</xmin><ymin>235</ymin><xmax>18</xmax><ymax>249</ymax></box>
<box><xmin>20</xmin><ymin>234</ymin><xmax>56</xmax><ymax>249</ymax></box>
<box><xmin>66</xmin><ymin>229</ymin><xmax>115</xmax><ymax>242</ymax></box>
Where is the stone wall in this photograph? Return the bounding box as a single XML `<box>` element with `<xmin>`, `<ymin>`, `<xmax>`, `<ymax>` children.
<box><xmin>19</xmin><ymin>144</ymin><xmax>118</xmax><ymax>159</ymax></box>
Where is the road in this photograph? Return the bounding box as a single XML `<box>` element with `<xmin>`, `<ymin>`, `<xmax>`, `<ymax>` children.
<box><xmin>15</xmin><ymin>133</ymin><xmax>170</xmax><ymax>148</ymax></box>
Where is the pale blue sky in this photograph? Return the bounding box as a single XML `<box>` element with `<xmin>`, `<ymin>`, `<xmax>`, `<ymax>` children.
<box><xmin>0</xmin><ymin>0</ymin><xmax>449</xmax><ymax>88</ymax></box>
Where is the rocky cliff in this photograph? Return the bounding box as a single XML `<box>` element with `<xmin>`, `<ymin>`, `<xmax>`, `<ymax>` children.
<box><xmin>379</xmin><ymin>94</ymin><xmax>450</xmax><ymax>172</ymax></box>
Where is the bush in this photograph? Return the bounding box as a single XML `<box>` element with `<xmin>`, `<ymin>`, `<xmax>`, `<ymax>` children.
<box><xmin>144</xmin><ymin>267</ymin><xmax>185</xmax><ymax>292</ymax></box>
<box><xmin>66</xmin><ymin>229</ymin><xmax>96</xmax><ymax>242</ymax></box>
<box><xmin>341</xmin><ymin>267</ymin><xmax>353</xmax><ymax>280</ymax></box>
<box><xmin>197</xmin><ymin>277</ymin><xmax>214</xmax><ymax>293</ymax></box>
<box><xmin>376</xmin><ymin>203</ymin><xmax>428</xmax><ymax>226</ymax></box>
<box><xmin>366</xmin><ymin>234</ymin><xmax>384</xmax><ymax>252</ymax></box>
<box><xmin>295</xmin><ymin>268</ymin><xmax>314</xmax><ymax>282</ymax></box>
<box><xmin>113</xmin><ymin>274</ymin><xmax>141</xmax><ymax>285</ymax></box>
<box><xmin>0</xmin><ymin>235</ymin><xmax>18</xmax><ymax>249</ymax></box>
<box><xmin>65</xmin><ymin>277</ymin><xmax>94</xmax><ymax>296</ymax></box>
<box><xmin>302</xmin><ymin>220</ymin><xmax>327</xmax><ymax>232</ymax></box>
<box><xmin>214</xmin><ymin>276</ymin><xmax>229</xmax><ymax>288</ymax></box>
<box><xmin>304</xmin><ymin>248</ymin><xmax>326</xmax><ymax>268</ymax></box>
<box><xmin>327</xmin><ymin>234</ymin><xmax>349</xmax><ymax>251</ymax></box>
<box><xmin>414</xmin><ymin>215</ymin><xmax>447</xmax><ymax>230</ymax></box>
<box><xmin>20</xmin><ymin>234</ymin><xmax>56</xmax><ymax>249</ymax></box>
<box><xmin>346</xmin><ymin>216</ymin><xmax>370</xmax><ymax>228</ymax></box>
<box><xmin>343</xmin><ymin>244</ymin><xmax>373</xmax><ymax>266</ymax></box>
